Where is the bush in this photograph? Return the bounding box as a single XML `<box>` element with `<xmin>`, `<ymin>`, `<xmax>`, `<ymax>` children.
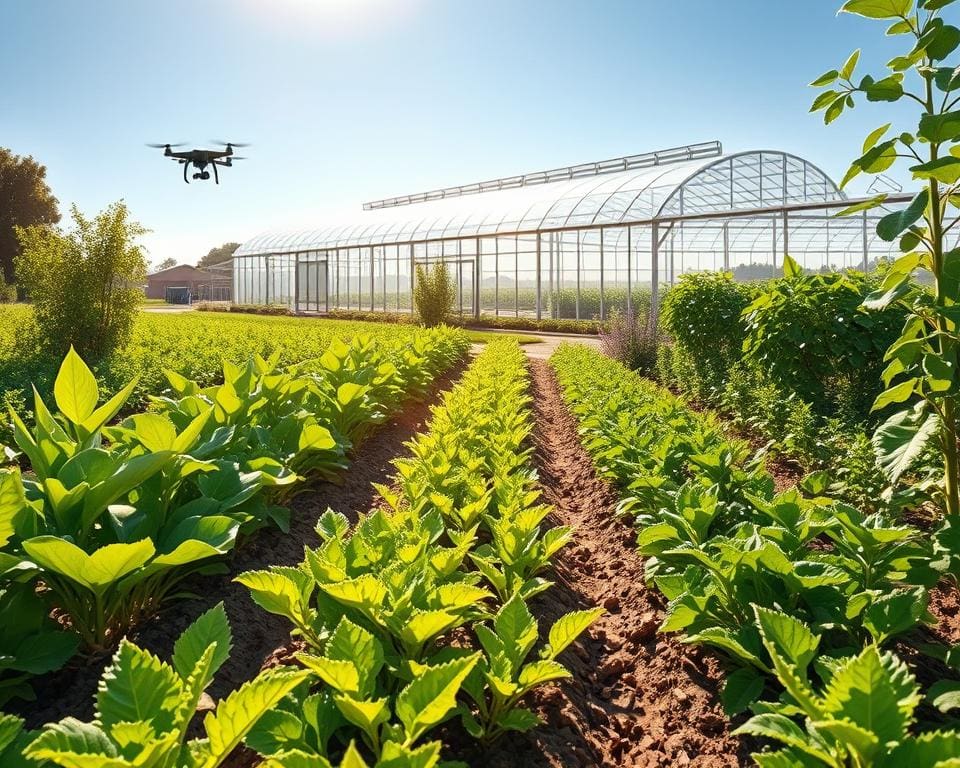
<box><xmin>0</xmin><ymin>282</ymin><xmax>15</xmax><ymax>303</ymax></box>
<box><xmin>658</xmin><ymin>271</ymin><xmax>757</xmax><ymax>400</ymax></box>
<box><xmin>600</xmin><ymin>308</ymin><xmax>659</xmax><ymax>374</ymax></box>
<box><xmin>15</xmin><ymin>202</ymin><xmax>147</xmax><ymax>358</ymax></box>
<box><xmin>414</xmin><ymin>261</ymin><xmax>455</xmax><ymax>327</ymax></box>
<box><xmin>741</xmin><ymin>263</ymin><xmax>906</xmax><ymax>420</ymax></box>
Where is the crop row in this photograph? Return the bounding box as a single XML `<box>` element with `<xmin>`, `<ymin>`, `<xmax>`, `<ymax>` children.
<box><xmin>0</xmin><ymin>327</ymin><xmax>468</xmax><ymax>707</ymax></box>
<box><xmin>233</xmin><ymin>339</ymin><xmax>600</xmax><ymax>765</ymax></box>
<box><xmin>0</xmin><ymin>306</ymin><xmax>451</xmax><ymax>427</ymax></box>
<box><xmin>0</xmin><ymin>338</ymin><xmax>598</xmax><ymax>768</ymax></box>
<box><xmin>550</xmin><ymin>344</ymin><xmax>960</xmax><ymax>767</ymax></box>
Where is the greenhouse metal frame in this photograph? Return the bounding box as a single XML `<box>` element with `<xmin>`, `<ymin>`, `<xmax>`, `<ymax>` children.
<box><xmin>233</xmin><ymin>141</ymin><xmax>914</xmax><ymax>321</ymax></box>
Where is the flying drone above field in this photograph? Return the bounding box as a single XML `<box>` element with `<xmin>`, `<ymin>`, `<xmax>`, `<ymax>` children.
<box><xmin>146</xmin><ymin>141</ymin><xmax>249</xmax><ymax>184</ymax></box>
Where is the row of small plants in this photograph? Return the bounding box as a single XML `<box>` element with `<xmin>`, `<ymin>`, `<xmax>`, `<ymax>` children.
<box><xmin>0</xmin><ymin>306</ymin><xmax>443</xmax><ymax>444</ymax></box>
<box><xmin>0</xmin><ymin>327</ymin><xmax>468</xmax><ymax>708</ymax></box>
<box><xmin>232</xmin><ymin>339</ymin><xmax>601</xmax><ymax>765</ymax></box>
<box><xmin>551</xmin><ymin>343</ymin><xmax>960</xmax><ymax>766</ymax></box>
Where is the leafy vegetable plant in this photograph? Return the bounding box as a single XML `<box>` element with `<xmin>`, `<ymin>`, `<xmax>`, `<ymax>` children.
<box><xmin>23</xmin><ymin>602</ymin><xmax>309</xmax><ymax>768</ymax></box>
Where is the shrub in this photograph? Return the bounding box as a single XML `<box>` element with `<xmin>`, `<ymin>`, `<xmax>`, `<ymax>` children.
<box><xmin>658</xmin><ymin>271</ymin><xmax>756</xmax><ymax>401</ymax></box>
<box><xmin>15</xmin><ymin>201</ymin><xmax>147</xmax><ymax>358</ymax></box>
<box><xmin>0</xmin><ymin>282</ymin><xmax>15</xmax><ymax>303</ymax></box>
<box><xmin>414</xmin><ymin>261</ymin><xmax>455</xmax><ymax>327</ymax></box>
<box><xmin>741</xmin><ymin>257</ymin><xmax>906</xmax><ymax>421</ymax></box>
<box><xmin>599</xmin><ymin>308</ymin><xmax>659</xmax><ymax>374</ymax></box>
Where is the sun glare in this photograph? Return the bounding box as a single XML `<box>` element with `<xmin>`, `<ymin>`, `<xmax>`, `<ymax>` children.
<box><xmin>245</xmin><ymin>0</ymin><xmax>420</xmax><ymax>37</ymax></box>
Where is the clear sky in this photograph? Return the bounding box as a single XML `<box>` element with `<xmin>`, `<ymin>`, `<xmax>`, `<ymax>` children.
<box><xmin>0</xmin><ymin>0</ymin><xmax>926</xmax><ymax>268</ymax></box>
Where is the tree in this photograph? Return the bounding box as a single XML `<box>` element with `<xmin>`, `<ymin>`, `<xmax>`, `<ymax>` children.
<box><xmin>413</xmin><ymin>262</ymin><xmax>455</xmax><ymax>327</ymax></box>
<box><xmin>16</xmin><ymin>201</ymin><xmax>148</xmax><ymax>358</ymax></box>
<box><xmin>0</xmin><ymin>148</ymin><xmax>60</xmax><ymax>284</ymax></box>
<box><xmin>198</xmin><ymin>242</ymin><xmax>239</xmax><ymax>269</ymax></box>
<box><xmin>155</xmin><ymin>257</ymin><xmax>177</xmax><ymax>271</ymax></box>
<box><xmin>812</xmin><ymin>0</ymin><xmax>960</xmax><ymax>515</ymax></box>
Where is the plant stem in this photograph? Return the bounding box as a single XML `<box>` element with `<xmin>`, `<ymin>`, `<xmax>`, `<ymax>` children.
<box><xmin>926</xmin><ymin>70</ymin><xmax>960</xmax><ymax>517</ymax></box>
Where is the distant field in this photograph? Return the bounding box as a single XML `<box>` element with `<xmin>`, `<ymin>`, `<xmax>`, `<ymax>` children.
<box><xmin>0</xmin><ymin>305</ymin><xmax>538</xmax><ymax>420</ymax></box>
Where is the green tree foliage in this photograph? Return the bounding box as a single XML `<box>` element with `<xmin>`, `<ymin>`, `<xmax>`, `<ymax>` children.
<box><xmin>742</xmin><ymin>255</ymin><xmax>906</xmax><ymax>419</ymax></box>
<box><xmin>413</xmin><ymin>262</ymin><xmax>455</xmax><ymax>327</ymax></box>
<box><xmin>154</xmin><ymin>256</ymin><xmax>177</xmax><ymax>271</ymax></box>
<box><xmin>811</xmin><ymin>0</ymin><xmax>960</xmax><ymax>515</ymax></box>
<box><xmin>15</xmin><ymin>201</ymin><xmax>148</xmax><ymax>358</ymax></box>
<box><xmin>658</xmin><ymin>271</ymin><xmax>757</xmax><ymax>400</ymax></box>
<box><xmin>198</xmin><ymin>241</ymin><xmax>240</xmax><ymax>269</ymax></box>
<box><xmin>0</xmin><ymin>147</ymin><xmax>60</xmax><ymax>285</ymax></box>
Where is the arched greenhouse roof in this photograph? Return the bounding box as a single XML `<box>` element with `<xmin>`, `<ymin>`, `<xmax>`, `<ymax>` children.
<box><xmin>236</xmin><ymin>147</ymin><xmax>845</xmax><ymax>256</ymax></box>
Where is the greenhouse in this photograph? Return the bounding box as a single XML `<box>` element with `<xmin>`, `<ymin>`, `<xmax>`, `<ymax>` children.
<box><xmin>233</xmin><ymin>141</ymin><xmax>909</xmax><ymax>320</ymax></box>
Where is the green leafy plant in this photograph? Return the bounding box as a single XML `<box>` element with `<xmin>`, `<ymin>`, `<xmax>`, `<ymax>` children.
<box><xmin>23</xmin><ymin>602</ymin><xmax>308</xmax><ymax>768</ymax></box>
<box><xmin>459</xmin><ymin>595</ymin><xmax>602</xmax><ymax>744</ymax></box>
<box><xmin>741</xmin><ymin>257</ymin><xmax>904</xmax><ymax>420</ymax></box>
<box><xmin>413</xmin><ymin>262</ymin><xmax>455</xmax><ymax>328</ymax></box>
<box><xmin>736</xmin><ymin>605</ymin><xmax>960</xmax><ymax>768</ymax></box>
<box><xmin>15</xmin><ymin>201</ymin><xmax>147</xmax><ymax>358</ymax></box>
<box><xmin>240</xmin><ymin>340</ymin><xmax>596</xmax><ymax>759</ymax></box>
<box><xmin>811</xmin><ymin>0</ymin><xmax>960</xmax><ymax>515</ymax></box>
<box><xmin>658</xmin><ymin>271</ymin><xmax>756</xmax><ymax>401</ymax></box>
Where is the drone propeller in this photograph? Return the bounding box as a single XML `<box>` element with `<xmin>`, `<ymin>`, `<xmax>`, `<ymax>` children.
<box><xmin>210</xmin><ymin>140</ymin><xmax>251</xmax><ymax>147</ymax></box>
<box><xmin>229</xmin><ymin>156</ymin><xmax>248</xmax><ymax>160</ymax></box>
<box><xmin>146</xmin><ymin>142</ymin><xmax>187</xmax><ymax>148</ymax></box>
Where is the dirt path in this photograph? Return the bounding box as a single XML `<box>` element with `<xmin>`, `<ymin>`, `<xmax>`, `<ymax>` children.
<box><xmin>16</xmin><ymin>363</ymin><xmax>465</xmax><ymax>729</ymax></box>
<box><xmin>477</xmin><ymin>360</ymin><xmax>748</xmax><ymax>767</ymax></box>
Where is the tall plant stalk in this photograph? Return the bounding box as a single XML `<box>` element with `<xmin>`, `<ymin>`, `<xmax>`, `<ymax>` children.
<box><xmin>812</xmin><ymin>0</ymin><xmax>960</xmax><ymax>515</ymax></box>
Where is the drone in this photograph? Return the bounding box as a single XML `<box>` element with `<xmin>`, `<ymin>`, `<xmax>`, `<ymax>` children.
<box><xmin>147</xmin><ymin>141</ymin><xmax>249</xmax><ymax>184</ymax></box>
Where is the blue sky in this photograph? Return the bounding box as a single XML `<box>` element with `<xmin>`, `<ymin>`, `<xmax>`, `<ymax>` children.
<box><xmin>0</xmin><ymin>0</ymin><xmax>927</xmax><ymax>267</ymax></box>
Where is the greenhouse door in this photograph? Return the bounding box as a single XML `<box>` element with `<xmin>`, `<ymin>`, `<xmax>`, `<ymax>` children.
<box><xmin>296</xmin><ymin>257</ymin><xmax>328</xmax><ymax>313</ymax></box>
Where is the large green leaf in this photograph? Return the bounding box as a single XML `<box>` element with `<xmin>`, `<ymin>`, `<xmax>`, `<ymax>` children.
<box><xmin>125</xmin><ymin>413</ymin><xmax>178</xmax><ymax>452</ymax></box>
<box><xmin>820</xmin><ymin>646</ymin><xmax>919</xmax><ymax>745</ymax></box>
<box><xmin>733</xmin><ymin>713</ymin><xmax>834</xmax><ymax>763</ymax></box>
<box><xmin>919</xmin><ymin>112</ymin><xmax>960</xmax><ymax>145</ymax></box>
<box><xmin>544</xmin><ymin>608</ymin><xmax>603</xmax><ymax>660</ymax></box>
<box><xmin>235</xmin><ymin>570</ymin><xmax>310</xmax><ymax>627</ymax></box>
<box><xmin>876</xmin><ymin>190</ymin><xmax>929</xmax><ymax>242</ymax></box>
<box><xmin>394</xmin><ymin>654</ymin><xmax>480</xmax><ymax>744</ymax></box>
<box><xmin>196</xmin><ymin>668</ymin><xmax>308</xmax><ymax>768</ymax></box>
<box><xmin>872</xmin><ymin>406</ymin><xmax>940</xmax><ymax>483</ymax></box>
<box><xmin>494</xmin><ymin>594</ymin><xmax>538</xmax><ymax>670</ymax></box>
<box><xmin>172</xmin><ymin>602</ymin><xmax>232</xmax><ymax>681</ymax></box>
<box><xmin>96</xmin><ymin>639</ymin><xmax>183</xmax><ymax>733</ymax></box>
<box><xmin>911</xmin><ymin>157</ymin><xmax>960</xmax><ymax>184</ymax></box>
<box><xmin>81</xmin><ymin>450</ymin><xmax>175</xmax><ymax>533</ymax></box>
<box><xmin>26</xmin><ymin>718</ymin><xmax>120</xmax><ymax>763</ymax></box>
<box><xmin>80</xmin><ymin>377</ymin><xmax>139</xmax><ymax>437</ymax></box>
<box><xmin>754</xmin><ymin>606</ymin><xmax>820</xmax><ymax>671</ymax></box>
<box><xmin>0</xmin><ymin>469</ymin><xmax>26</xmax><ymax>548</ymax></box>
<box><xmin>841</xmin><ymin>0</ymin><xmax>912</xmax><ymax>17</ymax></box>
<box><xmin>53</xmin><ymin>347</ymin><xmax>99</xmax><ymax>426</ymax></box>
<box><xmin>24</xmin><ymin>537</ymin><xmax>154</xmax><ymax>593</ymax></box>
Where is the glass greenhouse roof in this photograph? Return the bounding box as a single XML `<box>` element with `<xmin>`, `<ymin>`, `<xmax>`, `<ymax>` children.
<box><xmin>236</xmin><ymin>147</ymin><xmax>844</xmax><ymax>256</ymax></box>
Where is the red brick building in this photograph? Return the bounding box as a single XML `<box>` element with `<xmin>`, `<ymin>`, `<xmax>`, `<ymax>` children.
<box><xmin>145</xmin><ymin>264</ymin><xmax>217</xmax><ymax>302</ymax></box>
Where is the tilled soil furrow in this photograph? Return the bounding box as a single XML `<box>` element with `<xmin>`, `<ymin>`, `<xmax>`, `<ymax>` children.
<box><xmin>18</xmin><ymin>362</ymin><xmax>466</xmax><ymax>729</ymax></box>
<box><xmin>489</xmin><ymin>359</ymin><xmax>749</xmax><ymax>767</ymax></box>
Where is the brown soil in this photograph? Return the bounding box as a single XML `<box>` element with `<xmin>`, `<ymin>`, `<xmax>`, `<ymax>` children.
<box><xmin>467</xmin><ymin>360</ymin><xmax>749</xmax><ymax>767</ymax></box>
<box><xmin>928</xmin><ymin>580</ymin><xmax>960</xmax><ymax>646</ymax></box>
<box><xmin>14</xmin><ymin>363</ymin><xmax>465</xmax><ymax>730</ymax></box>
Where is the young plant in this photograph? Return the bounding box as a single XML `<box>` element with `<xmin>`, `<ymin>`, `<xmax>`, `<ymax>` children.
<box><xmin>811</xmin><ymin>0</ymin><xmax>960</xmax><ymax>515</ymax></box>
<box><xmin>23</xmin><ymin>602</ymin><xmax>308</xmax><ymax>768</ymax></box>
<box><xmin>736</xmin><ymin>604</ymin><xmax>960</xmax><ymax>768</ymax></box>
<box><xmin>459</xmin><ymin>594</ymin><xmax>602</xmax><ymax>744</ymax></box>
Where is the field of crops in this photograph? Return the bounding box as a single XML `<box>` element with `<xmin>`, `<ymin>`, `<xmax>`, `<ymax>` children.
<box><xmin>551</xmin><ymin>344</ymin><xmax>960</xmax><ymax>765</ymax></box>
<box><xmin>0</xmin><ymin>305</ymin><xmax>478</xmax><ymax>416</ymax></box>
<box><xmin>2</xmin><ymin>285</ymin><xmax>960</xmax><ymax>767</ymax></box>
